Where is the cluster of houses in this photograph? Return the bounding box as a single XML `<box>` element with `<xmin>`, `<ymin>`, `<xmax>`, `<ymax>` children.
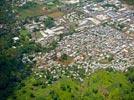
<box><xmin>20</xmin><ymin>0</ymin><xmax>134</xmax><ymax>83</ymax></box>
<box><xmin>19</xmin><ymin>0</ymin><xmax>80</xmax><ymax>6</ymax></box>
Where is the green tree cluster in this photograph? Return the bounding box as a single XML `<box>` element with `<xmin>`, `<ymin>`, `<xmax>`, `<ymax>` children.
<box><xmin>19</xmin><ymin>1</ymin><xmax>38</xmax><ymax>10</ymax></box>
<box><xmin>44</xmin><ymin>17</ymin><xmax>55</xmax><ymax>28</ymax></box>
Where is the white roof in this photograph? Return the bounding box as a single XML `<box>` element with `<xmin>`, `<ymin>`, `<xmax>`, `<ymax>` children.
<box><xmin>44</xmin><ymin>29</ymin><xmax>55</xmax><ymax>35</ymax></box>
<box><xmin>79</xmin><ymin>19</ymin><xmax>88</xmax><ymax>26</ymax></box>
<box><xmin>87</xmin><ymin>18</ymin><xmax>101</xmax><ymax>25</ymax></box>
<box><xmin>37</xmin><ymin>38</ymin><xmax>44</xmax><ymax>42</ymax></box>
<box><xmin>96</xmin><ymin>15</ymin><xmax>109</xmax><ymax>21</ymax></box>
<box><xmin>40</xmin><ymin>31</ymin><xmax>48</xmax><ymax>37</ymax></box>
<box><xmin>51</xmin><ymin>26</ymin><xmax>64</xmax><ymax>32</ymax></box>
<box><xmin>13</xmin><ymin>37</ymin><xmax>19</xmax><ymax>41</ymax></box>
<box><xmin>55</xmin><ymin>31</ymin><xmax>63</xmax><ymax>35</ymax></box>
<box><xmin>63</xmin><ymin>0</ymin><xmax>79</xmax><ymax>4</ymax></box>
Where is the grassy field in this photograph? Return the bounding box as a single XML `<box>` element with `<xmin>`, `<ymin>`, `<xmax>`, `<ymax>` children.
<box><xmin>17</xmin><ymin>2</ymin><xmax>64</xmax><ymax>19</ymax></box>
<box><xmin>18</xmin><ymin>5</ymin><xmax>47</xmax><ymax>19</ymax></box>
<box><xmin>18</xmin><ymin>5</ymin><xmax>64</xmax><ymax>19</ymax></box>
<box><xmin>8</xmin><ymin>69</ymin><xmax>134</xmax><ymax>100</ymax></box>
<box><xmin>48</xmin><ymin>11</ymin><xmax>64</xmax><ymax>19</ymax></box>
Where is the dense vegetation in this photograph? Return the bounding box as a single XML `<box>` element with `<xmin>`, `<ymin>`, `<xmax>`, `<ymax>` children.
<box><xmin>8</xmin><ymin>68</ymin><xmax>134</xmax><ymax>100</ymax></box>
<box><xmin>0</xmin><ymin>0</ymin><xmax>42</xmax><ymax>99</ymax></box>
<box><xmin>0</xmin><ymin>1</ymin><xmax>61</xmax><ymax>99</ymax></box>
<box><xmin>124</xmin><ymin>0</ymin><xmax>134</xmax><ymax>5</ymax></box>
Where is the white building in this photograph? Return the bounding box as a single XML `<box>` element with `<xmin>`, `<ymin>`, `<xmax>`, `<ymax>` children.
<box><xmin>61</xmin><ymin>0</ymin><xmax>79</xmax><ymax>4</ymax></box>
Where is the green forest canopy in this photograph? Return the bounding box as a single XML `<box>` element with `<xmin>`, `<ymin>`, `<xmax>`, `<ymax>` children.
<box><xmin>8</xmin><ymin>69</ymin><xmax>134</xmax><ymax>100</ymax></box>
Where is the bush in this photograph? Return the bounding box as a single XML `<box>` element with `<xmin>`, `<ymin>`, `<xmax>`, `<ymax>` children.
<box><xmin>61</xmin><ymin>54</ymin><xmax>68</xmax><ymax>61</ymax></box>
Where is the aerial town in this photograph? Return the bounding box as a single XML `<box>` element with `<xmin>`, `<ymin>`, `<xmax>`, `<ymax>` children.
<box><xmin>19</xmin><ymin>0</ymin><xmax>134</xmax><ymax>81</ymax></box>
<box><xmin>1</xmin><ymin>0</ymin><xmax>134</xmax><ymax>99</ymax></box>
<box><xmin>18</xmin><ymin>0</ymin><xmax>134</xmax><ymax>81</ymax></box>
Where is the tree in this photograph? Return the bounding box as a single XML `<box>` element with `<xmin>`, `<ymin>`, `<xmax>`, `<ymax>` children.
<box><xmin>61</xmin><ymin>54</ymin><xmax>68</xmax><ymax>61</ymax></box>
<box><xmin>44</xmin><ymin>17</ymin><xmax>55</xmax><ymax>28</ymax></box>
